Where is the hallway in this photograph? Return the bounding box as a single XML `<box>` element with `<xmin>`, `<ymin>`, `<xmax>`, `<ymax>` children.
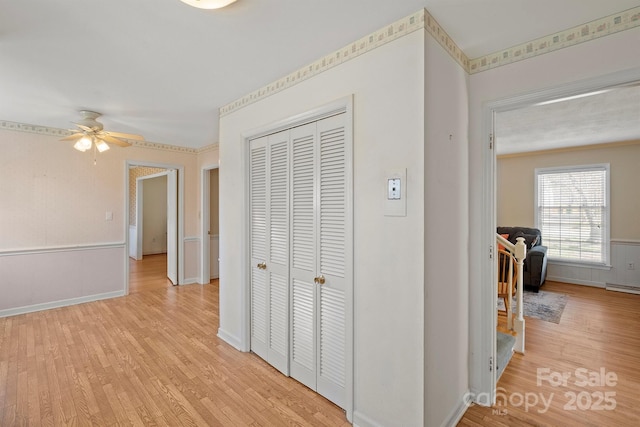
<box><xmin>129</xmin><ymin>254</ymin><xmax>174</xmax><ymax>293</ymax></box>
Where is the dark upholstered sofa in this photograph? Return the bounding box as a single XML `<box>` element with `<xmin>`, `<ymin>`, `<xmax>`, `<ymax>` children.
<box><xmin>497</xmin><ymin>226</ymin><xmax>548</xmax><ymax>292</ymax></box>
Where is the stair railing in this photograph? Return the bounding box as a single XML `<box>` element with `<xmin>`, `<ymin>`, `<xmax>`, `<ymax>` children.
<box><xmin>496</xmin><ymin>234</ymin><xmax>527</xmax><ymax>354</ymax></box>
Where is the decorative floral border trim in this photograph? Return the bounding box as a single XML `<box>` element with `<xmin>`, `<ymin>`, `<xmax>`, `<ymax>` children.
<box><xmin>0</xmin><ymin>120</ymin><xmax>198</xmax><ymax>154</ymax></box>
<box><xmin>424</xmin><ymin>11</ymin><xmax>469</xmax><ymax>71</ymax></box>
<box><xmin>0</xmin><ymin>121</ymin><xmax>70</xmax><ymax>138</ymax></box>
<box><xmin>221</xmin><ymin>9</ymin><xmax>470</xmax><ymax>117</ymax></box>
<box><xmin>469</xmin><ymin>6</ymin><xmax>640</xmax><ymax>74</ymax></box>
<box><xmin>196</xmin><ymin>143</ymin><xmax>219</xmax><ymax>154</ymax></box>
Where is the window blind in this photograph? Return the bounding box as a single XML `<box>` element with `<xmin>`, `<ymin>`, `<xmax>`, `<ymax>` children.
<box><xmin>536</xmin><ymin>165</ymin><xmax>608</xmax><ymax>264</ymax></box>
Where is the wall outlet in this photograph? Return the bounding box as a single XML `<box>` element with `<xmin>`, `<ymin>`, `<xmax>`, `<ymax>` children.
<box><xmin>628</xmin><ymin>263</ymin><xmax>635</xmax><ymax>270</ymax></box>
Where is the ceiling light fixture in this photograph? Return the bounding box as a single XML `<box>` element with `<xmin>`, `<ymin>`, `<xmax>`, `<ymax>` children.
<box><xmin>535</xmin><ymin>89</ymin><xmax>611</xmax><ymax>106</ymax></box>
<box><xmin>179</xmin><ymin>0</ymin><xmax>237</xmax><ymax>9</ymax></box>
<box><xmin>72</xmin><ymin>135</ymin><xmax>111</xmax><ymax>153</ymax></box>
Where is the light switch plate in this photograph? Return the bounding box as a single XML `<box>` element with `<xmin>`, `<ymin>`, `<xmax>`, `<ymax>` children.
<box><xmin>388</xmin><ymin>178</ymin><xmax>401</xmax><ymax>200</ymax></box>
<box><xmin>384</xmin><ymin>169</ymin><xmax>407</xmax><ymax>217</ymax></box>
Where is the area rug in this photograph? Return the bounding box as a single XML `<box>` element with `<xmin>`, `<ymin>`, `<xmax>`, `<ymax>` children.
<box><xmin>498</xmin><ymin>290</ymin><xmax>568</xmax><ymax>324</ymax></box>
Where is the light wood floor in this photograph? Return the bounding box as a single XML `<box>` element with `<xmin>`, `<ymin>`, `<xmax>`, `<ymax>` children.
<box><xmin>129</xmin><ymin>254</ymin><xmax>174</xmax><ymax>293</ymax></box>
<box><xmin>460</xmin><ymin>281</ymin><xmax>640</xmax><ymax>426</ymax></box>
<box><xmin>3</xmin><ymin>263</ymin><xmax>639</xmax><ymax>427</ymax></box>
<box><xmin>0</xmin><ymin>255</ymin><xmax>349</xmax><ymax>426</ymax></box>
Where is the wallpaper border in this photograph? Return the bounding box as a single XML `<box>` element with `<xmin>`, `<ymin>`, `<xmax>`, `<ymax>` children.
<box><xmin>469</xmin><ymin>6</ymin><xmax>640</xmax><ymax>73</ymax></box>
<box><xmin>0</xmin><ymin>120</ymin><xmax>198</xmax><ymax>154</ymax></box>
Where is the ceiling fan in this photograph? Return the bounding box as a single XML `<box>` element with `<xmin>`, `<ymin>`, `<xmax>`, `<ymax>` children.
<box><xmin>61</xmin><ymin>110</ymin><xmax>144</xmax><ymax>154</ymax></box>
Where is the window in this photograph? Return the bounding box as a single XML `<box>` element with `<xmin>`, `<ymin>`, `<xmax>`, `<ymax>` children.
<box><xmin>535</xmin><ymin>164</ymin><xmax>609</xmax><ymax>265</ymax></box>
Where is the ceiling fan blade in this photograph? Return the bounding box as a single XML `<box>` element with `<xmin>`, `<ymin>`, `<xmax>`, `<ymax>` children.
<box><xmin>100</xmin><ymin>134</ymin><xmax>131</xmax><ymax>147</ymax></box>
<box><xmin>60</xmin><ymin>133</ymin><xmax>84</xmax><ymax>142</ymax></box>
<box><xmin>72</xmin><ymin>123</ymin><xmax>94</xmax><ymax>132</ymax></box>
<box><xmin>104</xmin><ymin>130</ymin><xmax>144</xmax><ymax>141</ymax></box>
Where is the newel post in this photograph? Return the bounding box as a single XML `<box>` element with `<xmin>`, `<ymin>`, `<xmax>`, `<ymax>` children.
<box><xmin>513</xmin><ymin>237</ymin><xmax>527</xmax><ymax>354</ymax></box>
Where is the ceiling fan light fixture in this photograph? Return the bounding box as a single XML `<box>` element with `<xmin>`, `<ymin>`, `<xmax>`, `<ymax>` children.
<box><xmin>95</xmin><ymin>140</ymin><xmax>110</xmax><ymax>152</ymax></box>
<box><xmin>179</xmin><ymin>0</ymin><xmax>237</xmax><ymax>9</ymax></box>
<box><xmin>73</xmin><ymin>140</ymin><xmax>87</xmax><ymax>152</ymax></box>
<box><xmin>74</xmin><ymin>136</ymin><xmax>93</xmax><ymax>152</ymax></box>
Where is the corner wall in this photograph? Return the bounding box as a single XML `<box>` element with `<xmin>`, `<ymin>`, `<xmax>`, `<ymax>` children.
<box><xmin>423</xmin><ymin>32</ymin><xmax>470</xmax><ymax>427</ymax></box>
<box><xmin>219</xmin><ymin>30</ymin><xmax>426</xmax><ymax>426</ymax></box>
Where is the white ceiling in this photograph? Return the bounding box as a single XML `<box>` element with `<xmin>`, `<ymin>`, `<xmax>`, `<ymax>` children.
<box><xmin>2</xmin><ymin>0</ymin><xmax>639</xmax><ymax>149</ymax></box>
<box><xmin>496</xmin><ymin>84</ymin><xmax>640</xmax><ymax>155</ymax></box>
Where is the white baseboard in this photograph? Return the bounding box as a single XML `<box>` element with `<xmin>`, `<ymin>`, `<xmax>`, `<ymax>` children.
<box><xmin>353</xmin><ymin>391</ymin><xmax>472</xmax><ymax>427</ymax></box>
<box><xmin>0</xmin><ymin>290</ymin><xmax>126</xmax><ymax>318</ymax></box>
<box><xmin>352</xmin><ymin>410</ymin><xmax>385</xmax><ymax>427</ymax></box>
<box><xmin>546</xmin><ymin>276</ymin><xmax>605</xmax><ymax>288</ymax></box>
<box><xmin>217</xmin><ymin>328</ymin><xmax>245</xmax><ymax>351</ymax></box>
<box><xmin>440</xmin><ymin>390</ymin><xmax>472</xmax><ymax>427</ymax></box>
<box><xmin>181</xmin><ymin>277</ymin><xmax>200</xmax><ymax>285</ymax></box>
<box><xmin>606</xmin><ymin>283</ymin><xmax>640</xmax><ymax>295</ymax></box>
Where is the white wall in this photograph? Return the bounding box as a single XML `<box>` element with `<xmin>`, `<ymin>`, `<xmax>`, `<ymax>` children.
<box><xmin>219</xmin><ymin>30</ymin><xmax>427</xmax><ymax>426</ymax></box>
<box><xmin>423</xmin><ymin>33</ymin><xmax>470</xmax><ymax>427</ymax></box>
<box><xmin>468</xmin><ymin>27</ymin><xmax>640</xmax><ymax>392</ymax></box>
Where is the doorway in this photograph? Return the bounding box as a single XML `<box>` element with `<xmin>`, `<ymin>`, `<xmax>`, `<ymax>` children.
<box><xmin>126</xmin><ymin>162</ymin><xmax>184</xmax><ymax>293</ymax></box>
<box><xmin>474</xmin><ymin>69</ymin><xmax>640</xmax><ymax>405</ymax></box>
<box><xmin>200</xmin><ymin>166</ymin><xmax>220</xmax><ymax>284</ymax></box>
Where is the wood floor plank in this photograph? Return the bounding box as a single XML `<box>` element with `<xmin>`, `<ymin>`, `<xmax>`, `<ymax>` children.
<box><xmin>460</xmin><ymin>281</ymin><xmax>640</xmax><ymax>426</ymax></box>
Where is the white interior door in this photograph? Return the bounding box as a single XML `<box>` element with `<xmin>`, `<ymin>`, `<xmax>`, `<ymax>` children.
<box><xmin>315</xmin><ymin>114</ymin><xmax>348</xmax><ymax>407</ymax></box>
<box><xmin>289</xmin><ymin>122</ymin><xmax>318</xmax><ymax>390</ymax></box>
<box><xmin>266</xmin><ymin>130</ymin><xmax>290</xmax><ymax>374</ymax></box>
<box><xmin>250</xmin><ymin>136</ymin><xmax>269</xmax><ymax>359</ymax></box>
<box><xmin>249</xmin><ymin>131</ymin><xmax>291</xmax><ymax>374</ymax></box>
<box><xmin>289</xmin><ymin>114</ymin><xmax>348</xmax><ymax>409</ymax></box>
<box><xmin>167</xmin><ymin>169</ymin><xmax>178</xmax><ymax>284</ymax></box>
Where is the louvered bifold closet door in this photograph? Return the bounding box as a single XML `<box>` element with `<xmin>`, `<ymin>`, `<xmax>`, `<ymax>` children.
<box><xmin>289</xmin><ymin>122</ymin><xmax>318</xmax><ymax>391</ymax></box>
<box><xmin>316</xmin><ymin>114</ymin><xmax>348</xmax><ymax>408</ymax></box>
<box><xmin>289</xmin><ymin>113</ymin><xmax>348</xmax><ymax>409</ymax></box>
<box><xmin>249</xmin><ymin>136</ymin><xmax>269</xmax><ymax>360</ymax></box>
<box><xmin>266</xmin><ymin>130</ymin><xmax>290</xmax><ymax>374</ymax></box>
<box><xmin>249</xmin><ymin>131</ymin><xmax>290</xmax><ymax>375</ymax></box>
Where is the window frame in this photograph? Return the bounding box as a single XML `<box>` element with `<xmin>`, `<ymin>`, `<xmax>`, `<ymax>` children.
<box><xmin>534</xmin><ymin>163</ymin><xmax>611</xmax><ymax>267</ymax></box>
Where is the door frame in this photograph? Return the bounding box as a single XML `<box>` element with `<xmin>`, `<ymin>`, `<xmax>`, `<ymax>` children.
<box><xmin>240</xmin><ymin>95</ymin><xmax>354</xmax><ymax>421</ymax></box>
<box><xmin>200</xmin><ymin>164</ymin><xmax>220</xmax><ymax>284</ymax></box>
<box><xmin>125</xmin><ymin>161</ymin><xmax>185</xmax><ymax>293</ymax></box>
<box><xmin>474</xmin><ymin>67</ymin><xmax>640</xmax><ymax>405</ymax></box>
